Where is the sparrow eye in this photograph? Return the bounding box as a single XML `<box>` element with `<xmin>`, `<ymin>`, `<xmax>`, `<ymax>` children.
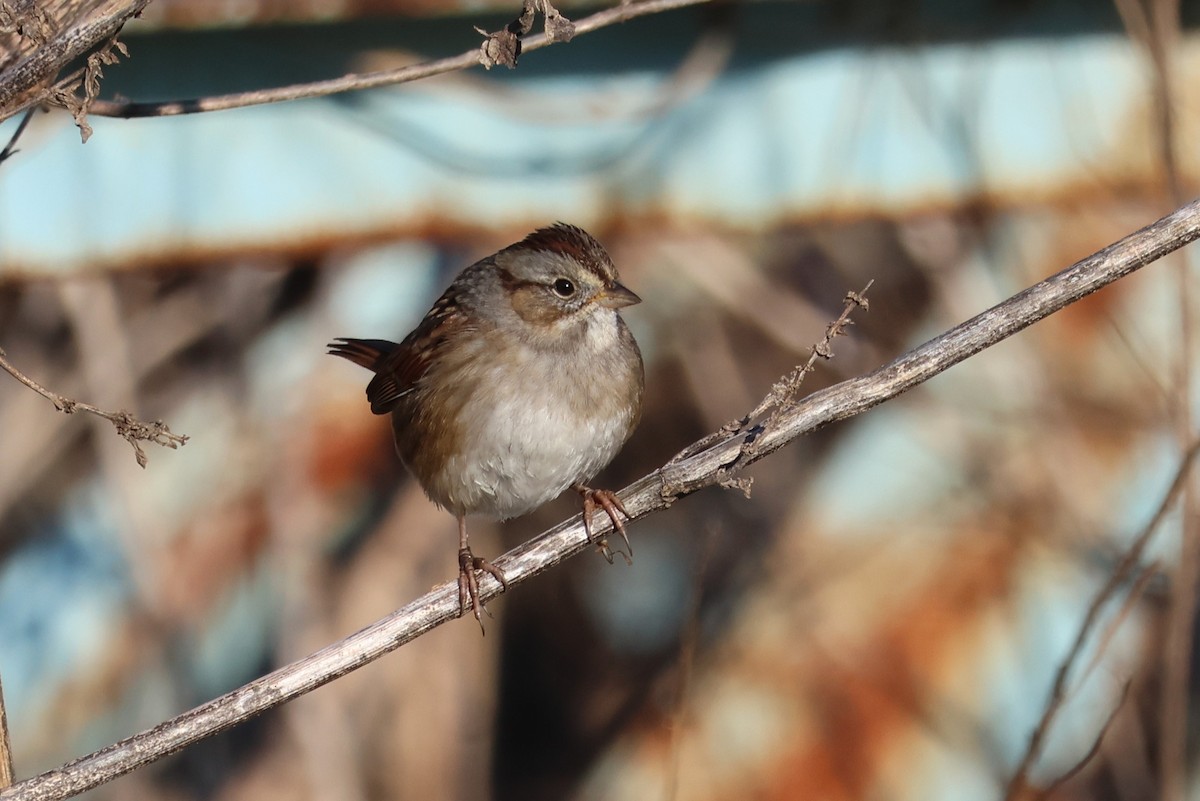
<box><xmin>552</xmin><ymin>278</ymin><xmax>576</xmax><ymax>298</ymax></box>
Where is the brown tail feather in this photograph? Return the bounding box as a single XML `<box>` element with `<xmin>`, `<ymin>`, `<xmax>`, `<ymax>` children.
<box><xmin>327</xmin><ymin>338</ymin><xmax>398</xmax><ymax>372</ymax></box>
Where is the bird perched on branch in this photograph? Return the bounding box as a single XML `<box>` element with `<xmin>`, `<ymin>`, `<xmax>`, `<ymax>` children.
<box><xmin>329</xmin><ymin>223</ymin><xmax>645</xmax><ymax>629</ymax></box>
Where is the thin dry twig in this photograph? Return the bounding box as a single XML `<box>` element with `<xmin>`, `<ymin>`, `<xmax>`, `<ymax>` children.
<box><xmin>0</xmin><ymin>347</ymin><xmax>187</xmax><ymax>467</ymax></box>
<box><xmin>668</xmin><ymin>280</ymin><xmax>873</xmax><ymax>467</ymax></box>
<box><xmin>3</xmin><ymin>193</ymin><xmax>1200</xmax><ymax>801</ymax></box>
<box><xmin>1033</xmin><ymin>679</ymin><xmax>1133</xmax><ymax>800</ymax></box>
<box><xmin>0</xmin><ymin>675</ymin><xmax>12</xmax><ymax>789</ymax></box>
<box><xmin>1003</xmin><ymin>437</ymin><xmax>1200</xmax><ymax>801</ymax></box>
<box><xmin>0</xmin><ymin>105</ymin><xmax>33</xmax><ymax>163</ymax></box>
<box><xmin>1076</xmin><ymin>562</ymin><xmax>1158</xmax><ymax>690</ymax></box>
<box><xmin>78</xmin><ymin>0</ymin><xmax>711</xmax><ymax>119</ymax></box>
<box><xmin>746</xmin><ymin>282</ymin><xmax>873</xmax><ymax>432</ymax></box>
<box><xmin>1113</xmin><ymin>5</ymin><xmax>1194</xmax><ymax>798</ymax></box>
<box><xmin>665</xmin><ymin>525</ymin><xmax>717</xmax><ymax>801</ymax></box>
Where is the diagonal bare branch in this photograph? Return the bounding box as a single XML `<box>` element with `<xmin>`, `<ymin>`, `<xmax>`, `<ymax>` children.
<box><xmin>4</xmin><ymin>198</ymin><xmax>1200</xmax><ymax>801</ymax></box>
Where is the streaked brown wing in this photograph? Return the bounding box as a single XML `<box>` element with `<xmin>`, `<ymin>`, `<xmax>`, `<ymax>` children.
<box><xmin>328</xmin><ymin>287</ymin><xmax>465</xmax><ymax>415</ymax></box>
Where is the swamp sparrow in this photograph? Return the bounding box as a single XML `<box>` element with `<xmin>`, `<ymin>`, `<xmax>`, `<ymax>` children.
<box><xmin>329</xmin><ymin>223</ymin><xmax>645</xmax><ymax>627</ymax></box>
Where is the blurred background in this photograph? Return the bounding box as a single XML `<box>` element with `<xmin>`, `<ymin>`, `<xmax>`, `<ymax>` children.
<box><xmin>1</xmin><ymin>0</ymin><xmax>1198</xmax><ymax>799</ymax></box>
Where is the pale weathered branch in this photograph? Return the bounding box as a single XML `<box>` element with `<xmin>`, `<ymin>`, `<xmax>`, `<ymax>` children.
<box><xmin>2</xmin><ymin>200</ymin><xmax>1199</xmax><ymax>800</ymax></box>
<box><xmin>0</xmin><ymin>0</ymin><xmax>150</xmax><ymax>123</ymax></box>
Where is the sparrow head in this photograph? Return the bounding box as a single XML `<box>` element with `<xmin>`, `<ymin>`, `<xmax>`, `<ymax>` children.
<box><xmin>492</xmin><ymin>223</ymin><xmax>640</xmax><ymax>332</ymax></box>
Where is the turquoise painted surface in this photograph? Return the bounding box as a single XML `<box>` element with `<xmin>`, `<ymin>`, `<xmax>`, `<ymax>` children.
<box><xmin>0</xmin><ymin>6</ymin><xmax>1161</xmax><ymax>274</ymax></box>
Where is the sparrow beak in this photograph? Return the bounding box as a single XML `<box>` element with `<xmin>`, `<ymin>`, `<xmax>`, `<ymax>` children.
<box><xmin>599</xmin><ymin>282</ymin><xmax>641</xmax><ymax>309</ymax></box>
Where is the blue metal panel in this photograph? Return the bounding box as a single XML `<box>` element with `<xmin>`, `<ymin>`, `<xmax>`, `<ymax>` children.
<box><xmin>0</xmin><ymin>6</ymin><xmax>1178</xmax><ymax>274</ymax></box>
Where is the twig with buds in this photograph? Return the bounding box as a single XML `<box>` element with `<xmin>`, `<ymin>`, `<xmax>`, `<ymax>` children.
<box><xmin>0</xmin><ymin>347</ymin><xmax>187</xmax><ymax>467</ymax></box>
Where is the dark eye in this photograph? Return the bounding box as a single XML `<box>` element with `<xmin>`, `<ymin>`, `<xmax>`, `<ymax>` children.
<box><xmin>552</xmin><ymin>278</ymin><xmax>576</xmax><ymax>298</ymax></box>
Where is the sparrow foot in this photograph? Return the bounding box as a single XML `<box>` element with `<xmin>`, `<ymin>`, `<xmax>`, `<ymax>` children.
<box><xmin>572</xmin><ymin>484</ymin><xmax>633</xmax><ymax>566</ymax></box>
<box><xmin>457</xmin><ymin>546</ymin><xmax>508</xmax><ymax>632</ymax></box>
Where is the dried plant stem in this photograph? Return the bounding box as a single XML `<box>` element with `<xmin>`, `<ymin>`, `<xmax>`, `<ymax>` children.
<box><xmin>667</xmin><ymin>281</ymin><xmax>873</xmax><ymax>466</ymax></box>
<box><xmin>1034</xmin><ymin>680</ymin><xmax>1133</xmax><ymax>800</ymax></box>
<box><xmin>0</xmin><ymin>348</ymin><xmax>187</xmax><ymax>467</ymax></box>
<box><xmin>1114</xmin><ymin>3</ymin><xmax>1194</xmax><ymax>798</ymax></box>
<box><xmin>742</xmin><ymin>283</ymin><xmax>872</xmax><ymax>446</ymax></box>
<box><xmin>0</xmin><ymin>106</ymin><xmax>34</xmax><ymax>163</ymax></box>
<box><xmin>1004</xmin><ymin>438</ymin><xmax>1200</xmax><ymax>801</ymax></box>
<box><xmin>665</xmin><ymin>525</ymin><xmax>717</xmax><ymax>801</ymax></box>
<box><xmin>4</xmin><ymin>199</ymin><xmax>1200</xmax><ymax>801</ymax></box>
<box><xmin>0</xmin><ymin>675</ymin><xmax>12</xmax><ymax>789</ymax></box>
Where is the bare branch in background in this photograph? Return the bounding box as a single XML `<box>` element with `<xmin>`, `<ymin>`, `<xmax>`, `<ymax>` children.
<box><xmin>3</xmin><ymin>195</ymin><xmax>1200</xmax><ymax>801</ymax></box>
<box><xmin>1</xmin><ymin>0</ymin><xmax>709</xmax><ymax>133</ymax></box>
<box><xmin>75</xmin><ymin>0</ymin><xmax>710</xmax><ymax>120</ymax></box>
<box><xmin>1033</xmin><ymin>680</ymin><xmax>1134</xmax><ymax>800</ymax></box>
<box><xmin>1113</xmin><ymin>3</ymin><xmax>1195</xmax><ymax>797</ymax></box>
<box><xmin>0</xmin><ymin>103</ymin><xmax>31</xmax><ymax>162</ymax></box>
<box><xmin>0</xmin><ymin>0</ymin><xmax>150</xmax><ymax>124</ymax></box>
<box><xmin>665</xmin><ymin>526</ymin><xmax>718</xmax><ymax>801</ymax></box>
<box><xmin>1004</xmin><ymin>438</ymin><xmax>1200</xmax><ymax>801</ymax></box>
<box><xmin>1137</xmin><ymin>3</ymin><xmax>1191</xmax><ymax>798</ymax></box>
<box><xmin>0</xmin><ymin>348</ymin><xmax>187</xmax><ymax>468</ymax></box>
<box><xmin>0</xmin><ymin>675</ymin><xmax>12</xmax><ymax>789</ymax></box>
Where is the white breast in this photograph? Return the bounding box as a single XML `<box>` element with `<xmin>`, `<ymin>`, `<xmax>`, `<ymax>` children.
<box><xmin>441</xmin><ymin>311</ymin><xmax>637</xmax><ymax>519</ymax></box>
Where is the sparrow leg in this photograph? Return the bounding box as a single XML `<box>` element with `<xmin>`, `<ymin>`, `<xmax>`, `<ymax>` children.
<box><xmin>456</xmin><ymin>516</ymin><xmax>508</xmax><ymax>632</ymax></box>
<box><xmin>572</xmin><ymin>484</ymin><xmax>633</xmax><ymax>566</ymax></box>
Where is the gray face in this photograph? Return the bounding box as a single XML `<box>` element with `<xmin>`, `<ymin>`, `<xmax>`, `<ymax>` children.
<box><xmin>482</xmin><ymin>224</ymin><xmax>625</xmax><ymax>332</ymax></box>
<box><xmin>500</xmin><ymin>249</ymin><xmax>608</xmax><ymax>324</ymax></box>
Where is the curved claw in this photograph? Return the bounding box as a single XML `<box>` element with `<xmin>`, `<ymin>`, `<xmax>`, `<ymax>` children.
<box><xmin>573</xmin><ymin>484</ymin><xmax>634</xmax><ymax>566</ymax></box>
<box><xmin>458</xmin><ymin>546</ymin><xmax>508</xmax><ymax>633</ymax></box>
